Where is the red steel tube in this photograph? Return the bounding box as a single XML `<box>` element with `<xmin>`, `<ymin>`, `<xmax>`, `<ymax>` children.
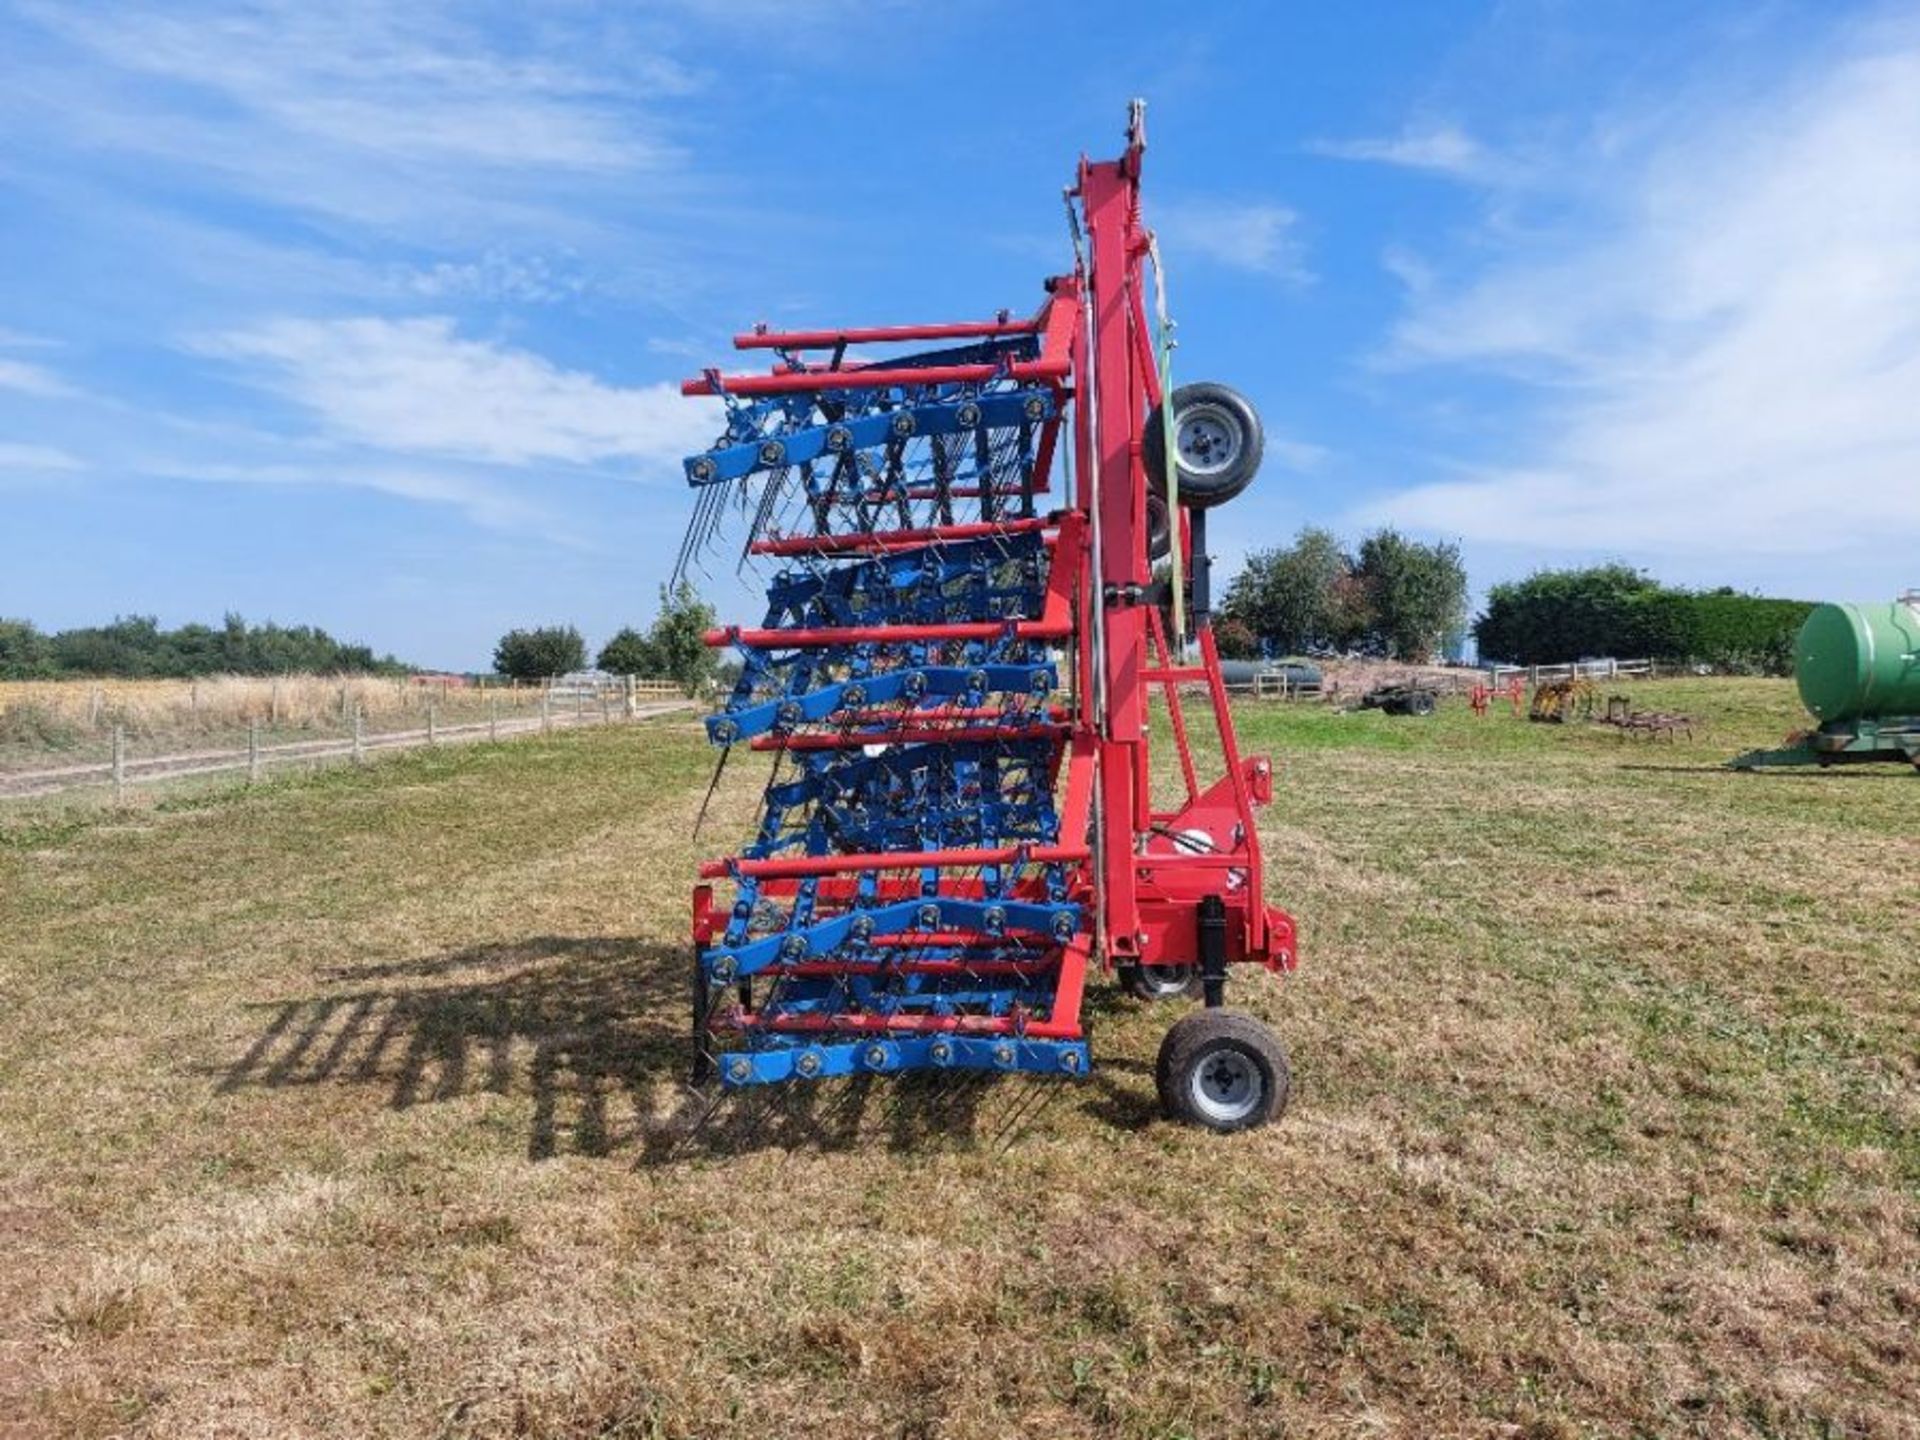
<box><xmin>733</xmin><ymin>318</ymin><xmax>1041</xmax><ymax>350</ymax></box>
<box><xmin>704</xmin><ymin>617</ymin><xmax>1070</xmax><ymax>648</ymax></box>
<box><xmin>748</xmin><ymin>516</ymin><xmax>1056</xmax><ymax>557</ymax></box>
<box><xmin>681</xmin><ymin>357</ymin><xmax>1067</xmax><ymax>398</ymax></box>
<box><xmin>698</xmin><ymin>842</ymin><xmax>1089</xmax><ymax>881</ymax></box>
<box><xmin>750</xmin><ymin>724</ymin><xmax>1067</xmax><ymax>752</ymax></box>
<box><xmin>734</xmin><ymin>1011</ymin><xmax>1085</xmax><ymax>1040</ymax></box>
<box><xmin>684</xmin><ymin>288</ymin><xmax>1076</xmax><ymax>397</ymax></box>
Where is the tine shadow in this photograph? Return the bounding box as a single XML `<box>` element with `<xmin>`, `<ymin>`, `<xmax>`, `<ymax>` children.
<box><xmin>220</xmin><ymin>935</ymin><xmax>1081</xmax><ymax>1164</ymax></box>
<box><xmin>219</xmin><ymin>936</ymin><xmax>689</xmax><ymax>1161</ymax></box>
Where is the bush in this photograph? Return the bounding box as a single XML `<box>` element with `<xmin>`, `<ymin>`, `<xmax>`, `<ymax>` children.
<box><xmin>1474</xmin><ymin>569</ymin><xmax>1811</xmax><ymax>674</ymax></box>
<box><xmin>493</xmin><ymin>626</ymin><xmax>587</xmax><ymax>681</ymax></box>
<box><xmin>0</xmin><ymin>619</ymin><xmax>52</xmax><ymax>680</ymax></box>
<box><xmin>1212</xmin><ymin>617</ymin><xmax>1259</xmax><ymax>660</ymax></box>
<box><xmin>596</xmin><ymin>628</ymin><xmax>657</xmax><ymax>676</ymax></box>
<box><xmin>1223</xmin><ymin>527</ymin><xmax>1467</xmax><ymax>660</ymax></box>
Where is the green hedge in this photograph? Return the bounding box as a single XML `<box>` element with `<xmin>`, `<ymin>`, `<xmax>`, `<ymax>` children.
<box><xmin>1474</xmin><ymin>568</ymin><xmax>1812</xmax><ymax>674</ymax></box>
<box><xmin>1684</xmin><ymin>592</ymin><xmax>1815</xmax><ymax>674</ymax></box>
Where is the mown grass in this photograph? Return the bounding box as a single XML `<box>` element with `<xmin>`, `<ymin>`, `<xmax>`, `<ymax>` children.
<box><xmin>0</xmin><ymin>682</ymin><xmax>1913</xmax><ymax>1438</ymax></box>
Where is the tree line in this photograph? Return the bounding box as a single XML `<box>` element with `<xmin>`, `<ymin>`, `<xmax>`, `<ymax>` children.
<box><xmin>1216</xmin><ymin>530</ymin><xmax>1809</xmax><ymax>675</ymax></box>
<box><xmin>492</xmin><ymin>582</ymin><xmax>720</xmax><ymax>696</ymax></box>
<box><xmin>1218</xmin><ymin>527</ymin><xmax>1469</xmax><ymax>662</ymax></box>
<box><xmin>1473</xmin><ymin>566</ymin><xmax>1812</xmax><ymax>673</ymax></box>
<box><xmin>0</xmin><ymin>614</ymin><xmax>407</xmax><ymax>680</ymax></box>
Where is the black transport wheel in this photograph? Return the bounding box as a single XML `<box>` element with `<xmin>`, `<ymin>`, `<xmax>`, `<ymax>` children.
<box><xmin>1120</xmin><ymin>962</ymin><xmax>1201</xmax><ymax>1002</ymax></box>
<box><xmin>1144</xmin><ymin>382</ymin><xmax>1264</xmax><ymax>509</ymax></box>
<box><xmin>1406</xmin><ymin>690</ymin><xmax>1436</xmax><ymax>717</ymax></box>
<box><xmin>1156</xmin><ymin>1011</ymin><xmax>1290</xmax><ymax>1132</ymax></box>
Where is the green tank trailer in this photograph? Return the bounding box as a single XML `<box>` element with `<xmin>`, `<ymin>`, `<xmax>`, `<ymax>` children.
<box><xmin>1732</xmin><ymin>595</ymin><xmax>1920</xmax><ymax>771</ymax></box>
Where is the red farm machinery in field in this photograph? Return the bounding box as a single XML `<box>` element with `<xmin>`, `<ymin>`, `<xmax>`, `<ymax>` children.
<box><xmin>675</xmin><ymin>103</ymin><xmax>1298</xmax><ymax>1132</ymax></box>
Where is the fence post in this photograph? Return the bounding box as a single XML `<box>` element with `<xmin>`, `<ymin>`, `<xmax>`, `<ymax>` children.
<box><xmin>428</xmin><ymin>702</ymin><xmax>437</xmax><ymax>746</ymax></box>
<box><xmin>489</xmin><ymin>695</ymin><xmax>498</xmax><ymax>743</ymax></box>
<box><xmin>575</xmin><ymin>686</ymin><xmax>585</xmax><ymax>722</ymax></box>
<box><xmin>89</xmin><ymin>687</ymin><xmax>102</xmax><ymax>727</ymax></box>
<box><xmin>600</xmin><ymin>690</ymin><xmax>611</xmax><ymax>725</ymax></box>
<box><xmin>112</xmin><ymin>724</ymin><xmax>126</xmax><ymax>804</ymax></box>
<box><xmin>352</xmin><ymin>705</ymin><xmax>364</xmax><ymax>765</ymax></box>
<box><xmin>270</xmin><ymin>679</ymin><xmax>281</xmax><ymax>725</ymax></box>
<box><xmin>249</xmin><ymin>719</ymin><xmax>261</xmax><ymax>784</ymax></box>
<box><xmin>542</xmin><ymin>687</ymin><xmax>552</xmax><ymax>734</ymax></box>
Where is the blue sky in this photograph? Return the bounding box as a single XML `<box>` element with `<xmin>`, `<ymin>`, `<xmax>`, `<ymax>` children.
<box><xmin>3</xmin><ymin>1</ymin><xmax>1918</xmax><ymax>668</ymax></box>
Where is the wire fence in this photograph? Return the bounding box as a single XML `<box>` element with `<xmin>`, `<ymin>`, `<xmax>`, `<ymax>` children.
<box><xmin>0</xmin><ymin>676</ymin><xmax>697</xmax><ymax>802</ymax></box>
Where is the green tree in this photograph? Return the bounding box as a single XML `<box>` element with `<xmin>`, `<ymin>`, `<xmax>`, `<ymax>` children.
<box><xmin>493</xmin><ymin>625</ymin><xmax>586</xmax><ymax>681</ymax></box>
<box><xmin>0</xmin><ymin>618</ymin><xmax>51</xmax><ymax>679</ymax></box>
<box><xmin>643</xmin><ymin>582</ymin><xmax>719</xmax><ymax>696</ymax></box>
<box><xmin>1352</xmin><ymin>528</ymin><xmax>1468</xmax><ymax>663</ymax></box>
<box><xmin>1222</xmin><ymin>527</ymin><xmax>1349</xmax><ymax>651</ymax></box>
<box><xmin>595</xmin><ymin>627</ymin><xmax>658</xmax><ymax>676</ymax></box>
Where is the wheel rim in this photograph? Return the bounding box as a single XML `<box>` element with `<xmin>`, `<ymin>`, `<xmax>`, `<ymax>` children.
<box><xmin>1138</xmin><ymin>964</ymin><xmax>1192</xmax><ymax>996</ymax></box>
<box><xmin>1175</xmin><ymin>404</ymin><xmax>1242</xmax><ymax>477</ymax></box>
<box><xmin>1188</xmin><ymin>1045</ymin><xmax>1261</xmax><ymax>1124</ymax></box>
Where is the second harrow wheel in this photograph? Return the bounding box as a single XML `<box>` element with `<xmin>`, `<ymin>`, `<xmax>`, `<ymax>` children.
<box><xmin>1118</xmin><ymin>962</ymin><xmax>1201</xmax><ymax>1002</ymax></box>
<box><xmin>1155</xmin><ymin>1010</ymin><xmax>1291</xmax><ymax>1133</ymax></box>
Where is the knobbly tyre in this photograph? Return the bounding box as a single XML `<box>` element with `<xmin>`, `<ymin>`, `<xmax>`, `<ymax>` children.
<box><xmin>675</xmin><ymin>102</ymin><xmax>1299</xmax><ymax>1133</ymax></box>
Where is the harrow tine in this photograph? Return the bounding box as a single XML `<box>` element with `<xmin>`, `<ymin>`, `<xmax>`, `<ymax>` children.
<box><xmin>692</xmin><ymin>744</ymin><xmax>731</xmax><ymax>842</ymax></box>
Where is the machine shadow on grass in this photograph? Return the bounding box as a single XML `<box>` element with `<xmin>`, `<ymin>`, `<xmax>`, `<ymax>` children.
<box><xmin>216</xmin><ymin>935</ymin><xmax>1141</xmax><ymax>1163</ymax></box>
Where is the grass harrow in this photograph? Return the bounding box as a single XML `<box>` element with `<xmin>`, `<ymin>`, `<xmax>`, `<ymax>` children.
<box><xmin>675</xmin><ymin>103</ymin><xmax>1298</xmax><ymax>1134</ymax></box>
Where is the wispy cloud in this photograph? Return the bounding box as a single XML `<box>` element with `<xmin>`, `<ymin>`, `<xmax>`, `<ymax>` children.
<box><xmin>1154</xmin><ymin>201</ymin><xmax>1309</xmax><ymax>282</ymax></box>
<box><xmin>1311</xmin><ymin>123</ymin><xmax>1501</xmax><ymax>182</ymax></box>
<box><xmin>163</xmin><ymin>459</ymin><xmax>579</xmax><ymax>544</ymax></box>
<box><xmin>194</xmin><ymin>316</ymin><xmax>719</xmax><ymax>470</ymax></box>
<box><xmin>1359</xmin><ymin>23</ymin><xmax>1920</xmax><ymax>561</ymax></box>
<box><xmin>398</xmin><ymin>250</ymin><xmax>594</xmax><ymax>305</ymax></box>
<box><xmin>0</xmin><ymin>442</ymin><xmax>81</xmax><ymax>470</ymax></box>
<box><xmin>1268</xmin><ymin>437</ymin><xmax>1331</xmax><ymax>473</ymax></box>
<box><xmin>0</xmin><ymin>356</ymin><xmax>76</xmax><ymax>399</ymax></box>
<box><xmin>6</xmin><ymin>1</ymin><xmax>700</xmax><ymax>239</ymax></box>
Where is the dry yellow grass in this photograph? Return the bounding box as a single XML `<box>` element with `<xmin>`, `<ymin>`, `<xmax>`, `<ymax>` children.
<box><xmin>0</xmin><ymin>674</ymin><xmax>514</xmax><ymax>730</ymax></box>
<box><xmin>0</xmin><ymin>682</ymin><xmax>1914</xmax><ymax>1438</ymax></box>
<box><xmin>0</xmin><ymin>675</ymin><xmax>552</xmax><ymax>772</ymax></box>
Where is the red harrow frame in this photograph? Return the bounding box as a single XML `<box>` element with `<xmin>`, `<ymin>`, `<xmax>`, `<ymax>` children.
<box><xmin>676</xmin><ymin>103</ymin><xmax>1298</xmax><ymax>1130</ymax></box>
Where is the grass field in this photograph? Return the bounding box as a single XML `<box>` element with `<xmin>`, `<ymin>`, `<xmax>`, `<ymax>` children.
<box><xmin>1</xmin><ymin>680</ymin><xmax>1914</xmax><ymax>1438</ymax></box>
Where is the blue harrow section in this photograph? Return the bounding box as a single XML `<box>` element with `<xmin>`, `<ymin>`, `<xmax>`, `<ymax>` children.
<box><xmin>679</xmin><ymin>341</ymin><xmax>1091</xmax><ymax>1090</ymax></box>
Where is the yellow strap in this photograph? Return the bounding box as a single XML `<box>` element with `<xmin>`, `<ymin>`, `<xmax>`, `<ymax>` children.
<box><xmin>1146</xmin><ymin>234</ymin><xmax>1184</xmax><ymax>659</ymax></box>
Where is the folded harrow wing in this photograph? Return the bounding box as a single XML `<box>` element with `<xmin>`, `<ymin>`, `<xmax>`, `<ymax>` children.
<box><xmin>675</xmin><ymin>102</ymin><xmax>1299</xmax><ymax>1132</ymax></box>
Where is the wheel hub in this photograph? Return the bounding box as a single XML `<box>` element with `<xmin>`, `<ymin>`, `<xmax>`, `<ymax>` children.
<box><xmin>1177</xmin><ymin>406</ymin><xmax>1241</xmax><ymax>475</ymax></box>
<box><xmin>1189</xmin><ymin>1047</ymin><xmax>1260</xmax><ymax>1123</ymax></box>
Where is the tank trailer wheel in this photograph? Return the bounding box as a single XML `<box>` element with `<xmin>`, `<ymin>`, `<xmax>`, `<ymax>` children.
<box><xmin>1119</xmin><ymin>962</ymin><xmax>1202</xmax><ymax>1002</ymax></box>
<box><xmin>1156</xmin><ymin>1010</ymin><xmax>1291</xmax><ymax>1132</ymax></box>
<box><xmin>1144</xmin><ymin>382</ymin><xmax>1264</xmax><ymax>509</ymax></box>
